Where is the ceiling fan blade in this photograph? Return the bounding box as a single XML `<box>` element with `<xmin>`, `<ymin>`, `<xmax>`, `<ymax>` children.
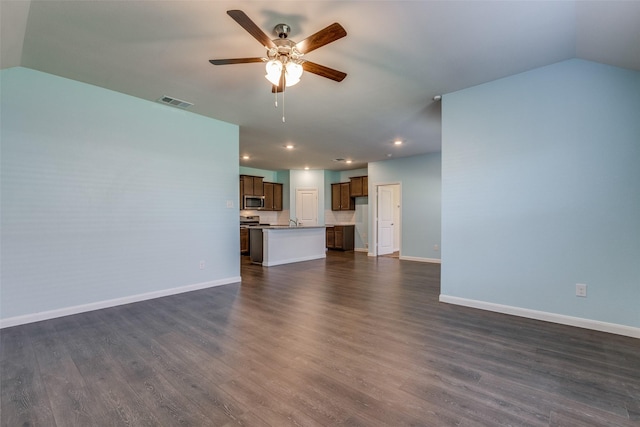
<box><xmin>209</xmin><ymin>58</ymin><xmax>264</xmax><ymax>65</ymax></box>
<box><xmin>302</xmin><ymin>61</ymin><xmax>347</xmax><ymax>82</ymax></box>
<box><xmin>227</xmin><ymin>10</ymin><xmax>276</xmax><ymax>49</ymax></box>
<box><xmin>296</xmin><ymin>23</ymin><xmax>347</xmax><ymax>54</ymax></box>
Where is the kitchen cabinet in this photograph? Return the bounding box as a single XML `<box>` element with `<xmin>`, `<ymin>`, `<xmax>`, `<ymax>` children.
<box><xmin>240</xmin><ymin>227</ymin><xmax>249</xmax><ymax>254</ymax></box>
<box><xmin>326</xmin><ymin>227</ymin><xmax>334</xmax><ymax>248</ymax></box>
<box><xmin>331</xmin><ymin>183</ymin><xmax>354</xmax><ymax>211</ymax></box>
<box><xmin>263</xmin><ymin>182</ymin><xmax>283</xmax><ymax>211</ymax></box>
<box><xmin>326</xmin><ymin>225</ymin><xmax>355</xmax><ymax>251</ymax></box>
<box><xmin>240</xmin><ymin>175</ymin><xmax>264</xmax><ymax>196</ymax></box>
<box><xmin>349</xmin><ymin>176</ymin><xmax>368</xmax><ymax>197</ymax></box>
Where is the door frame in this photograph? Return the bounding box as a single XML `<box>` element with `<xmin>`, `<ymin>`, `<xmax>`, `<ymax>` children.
<box><xmin>371</xmin><ymin>182</ymin><xmax>402</xmax><ymax>257</ymax></box>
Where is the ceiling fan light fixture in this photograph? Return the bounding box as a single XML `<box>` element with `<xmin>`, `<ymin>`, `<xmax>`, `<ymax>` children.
<box><xmin>265</xmin><ymin>60</ymin><xmax>283</xmax><ymax>85</ymax></box>
<box><xmin>284</xmin><ymin>62</ymin><xmax>303</xmax><ymax>87</ymax></box>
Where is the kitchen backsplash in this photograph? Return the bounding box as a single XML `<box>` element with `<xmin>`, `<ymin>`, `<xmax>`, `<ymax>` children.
<box><xmin>325</xmin><ymin>209</ymin><xmax>356</xmax><ymax>225</ymax></box>
<box><xmin>240</xmin><ymin>209</ymin><xmax>289</xmax><ymax>225</ymax></box>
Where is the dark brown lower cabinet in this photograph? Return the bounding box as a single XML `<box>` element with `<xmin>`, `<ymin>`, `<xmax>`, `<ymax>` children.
<box><xmin>240</xmin><ymin>228</ymin><xmax>249</xmax><ymax>254</ymax></box>
<box><xmin>326</xmin><ymin>225</ymin><xmax>355</xmax><ymax>251</ymax></box>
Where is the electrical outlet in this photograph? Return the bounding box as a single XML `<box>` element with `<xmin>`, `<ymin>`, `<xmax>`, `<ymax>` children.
<box><xmin>433</xmin><ymin>244</ymin><xmax>439</xmax><ymax>251</ymax></box>
<box><xmin>576</xmin><ymin>283</ymin><xmax>587</xmax><ymax>297</ymax></box>
<box><xmin>199</xmin><ymin>260</ymin><xmax>205</xmax><ymax>270</ymax></box>
<box><xmin>226</xmin><ymin>200</ymin><xmax>234</xmax><ymax>208</ymax></box>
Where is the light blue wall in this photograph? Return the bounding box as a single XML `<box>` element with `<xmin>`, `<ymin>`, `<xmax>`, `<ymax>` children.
<box><xmin>1</xmin><ymin>67</ymin><xmax>240</xmax><ymax>321</ymax></box>
<box><xmin>441</xmin><ymin>59</ymin><xmax>640</xmax><ymax>328</ymax></box>
<box><xmin>323</xmin><ymin>170</ymin><xmax>339</xmax><ymax>210</ymax></box>
<box><xmin>276</xmin><ymin>170</ymin><xmax>290</xmax><ymax>210</ymax></box>
<box><xmin>239</xmin><ymin>166</ymin><xmax>278</xmax><ymax>183</ymax></box>
<box><xmin>369</xmin><ymin>153</ymin><xmax>442</xmax><ymax>259</ymax></box>
<box><xmin>289</xmin><ymin>169</ymin><xmax>325</xmax><ymax>224</ymax></box>
<box><xmin>339</xmin><ymin>168</ymin><xmax>368</xmax><ymax>181</ymax></box>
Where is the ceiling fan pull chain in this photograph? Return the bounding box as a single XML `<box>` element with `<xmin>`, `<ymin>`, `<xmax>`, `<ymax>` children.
<box><xmin>282</xmin><ymin>72</ymin><xmax>286</xmax><ymax>123</ymax></box>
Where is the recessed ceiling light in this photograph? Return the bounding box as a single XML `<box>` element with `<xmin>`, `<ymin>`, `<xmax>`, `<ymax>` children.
<box><xmin>242</xmin><ymin>155</ymin><xmax>250</xmax><ymax>160</ymax></box>
<box><xmin>394</xmin><ymin>140</ymin><xmax>403</xmax><ymax>146</ymax></box>
<box><xmin>285</xmin><ymin>144</ymin><xmax>294</xmax><ymax>149</ymax></box>
<box><xmin>304</xmin><ymin>166</ymin><xmax>310</xmax><ymax>170</ymax></box>
<box><xmin>346</xmin><ymin>160</ymin><xmax>353</xmax><ymax>164</ymax></box>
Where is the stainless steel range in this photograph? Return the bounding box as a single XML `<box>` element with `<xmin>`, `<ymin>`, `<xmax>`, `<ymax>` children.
<box><xmin>240</xmin><ymin>215</ymin><xmax>260</xmax><ymax>226</ymax></box>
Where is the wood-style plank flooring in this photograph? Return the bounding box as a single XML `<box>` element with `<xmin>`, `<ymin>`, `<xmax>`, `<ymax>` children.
<box><xmin>2</xmin><ymin>251</ymin><xmax>639</xmax><ymax>426</ymax></box>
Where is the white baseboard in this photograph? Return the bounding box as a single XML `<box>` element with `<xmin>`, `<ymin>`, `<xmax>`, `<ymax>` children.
<box><xmin>0</xmin><ymin>276</ymin><xmax>241</xmax><ymax>329</ymax></box>
<box><xmin>354</xmin><ymin>248</ymin><xmax>368</xmax><ymax>253</ymax></box>
<box><xmin>439</xmin><ymin>295</ymin><xmax>640</xmax><ymax>339</ymax></box>
<box><xmin>400</xmin><ymin>255</ymin><xmax>442</xmax><ymax>264</ymax></box>
<box><xmin>364</xmin><ymin>252</ymin><xmax>442</xmax><ymax>263</ymax></box>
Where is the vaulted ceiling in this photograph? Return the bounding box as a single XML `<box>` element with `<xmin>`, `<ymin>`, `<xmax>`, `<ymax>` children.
<box><xmin>2</xmin><ymin>1</ymin><xmax>639</xmax><ymax>171</ymax></box>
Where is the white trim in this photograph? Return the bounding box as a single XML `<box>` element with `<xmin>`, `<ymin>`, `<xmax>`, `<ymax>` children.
<box><xmin>354</xmin><ymin>248</ymin><xmax>368</xmax><ymax>253</ymax></box>
<box><xmin>399</xmin><ymin>255</ymin><xmax>441</xmax><ymax>264</ymax></box>
<box><xmin>439</xmin><ymin>295</ymin><xmax>640</xmax><ymax>339</ymax></box>
<box><xmin>0</xmin><ymin>276</ymin><xmax>241</xmax><ymax>329</ymax></box>
<box><xmin>368</xmin><ymin>252</ymin><xmax>376</xmax><ymax>257</ymax></box>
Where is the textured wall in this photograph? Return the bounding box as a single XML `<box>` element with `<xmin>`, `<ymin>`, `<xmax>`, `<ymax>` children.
<box><xmin>1</xmin><ymin>68</ymin><xmax>240</xmax><ymax>321</ymax></box>
<box><xmin>441</xmin><ymin>59</ymin><xmax>640</xmax><ymax>328</ymax></box>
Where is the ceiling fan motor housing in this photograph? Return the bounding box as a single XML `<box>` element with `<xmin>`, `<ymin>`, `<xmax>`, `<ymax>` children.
<box><xmin>270</xmin><ymin>38</ymin><xmax>302</xmax><ymax>61</ymax></box>
<box><xmin>273</xmin><ymin>23</ymin><xmax>291</xmax><ymax>38</ymax></box>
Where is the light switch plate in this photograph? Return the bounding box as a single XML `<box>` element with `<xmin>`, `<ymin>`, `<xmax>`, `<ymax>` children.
<box><xmin>576</xmin><ymin>283</ymin><xmax>587</xmax><ymax>297</ymax></box>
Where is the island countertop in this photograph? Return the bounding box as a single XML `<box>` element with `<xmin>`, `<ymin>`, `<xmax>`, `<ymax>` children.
<box><xmin>252</xmin><ymin>225</ymin><xmax>326</xmax><ymax>229</ymax></box>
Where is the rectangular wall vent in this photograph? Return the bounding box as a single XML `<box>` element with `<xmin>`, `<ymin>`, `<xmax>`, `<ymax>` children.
<box><xmin>157</xmin><ymin>96</ymin><xmax>193</xmax><ymax>109</ymax></box>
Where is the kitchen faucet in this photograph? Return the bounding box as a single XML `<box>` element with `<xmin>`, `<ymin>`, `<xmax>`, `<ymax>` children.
<box><xmin>289</xmin><ymin>218</ymin><xmax>299</xmax><ymax>227</ymax></box>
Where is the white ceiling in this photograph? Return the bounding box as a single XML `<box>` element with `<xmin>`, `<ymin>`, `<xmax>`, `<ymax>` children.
<box><xmin>2</xmin><ymin>1</ymin><xmax>639</xmax><ymax>171</ymax></box>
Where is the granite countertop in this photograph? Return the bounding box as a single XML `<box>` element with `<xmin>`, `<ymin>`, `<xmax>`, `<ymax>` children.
<box><xmin>255</xmin><ymin>225</ymin><xmax>327</xmax><ymax>230</ymax></box>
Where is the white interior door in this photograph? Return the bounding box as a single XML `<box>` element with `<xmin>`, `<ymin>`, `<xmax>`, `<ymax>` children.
<box><xmin>295</xmin><ymin>188</ymin><xmax>318</xmax><ymax>226</ymax></box>
<box><xmin>377</xmin><ymin>185</ymin><xmax>394</xmax><ymax>255</ymax></box>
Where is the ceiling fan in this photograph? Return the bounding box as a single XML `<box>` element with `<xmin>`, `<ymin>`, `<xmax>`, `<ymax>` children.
<box><xmin>209</xmin><ymin>10</ymin><xmax>347</xmax><ymax>93</ymax></box>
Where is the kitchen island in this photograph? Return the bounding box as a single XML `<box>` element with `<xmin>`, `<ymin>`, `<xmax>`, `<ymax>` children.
<box><xmin>249</xmin><ymin>226</ymin><xmax>326</xmax><ymax>267</ymax></box>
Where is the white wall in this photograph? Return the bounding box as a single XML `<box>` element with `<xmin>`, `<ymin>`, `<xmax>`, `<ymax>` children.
<box><xmin>1</xmin><ymin>67</ymin><xmax>240</xmax><ymax>325</ymax></box>
<box><xmin>441</xmin><ymin>59</ymin><xmax>640</xmax><ymax>335</ymax></box>
<box><xmin>289</xmin><ymin>169</ymin><xmax>325</xmax><ymax>225</ymax></box>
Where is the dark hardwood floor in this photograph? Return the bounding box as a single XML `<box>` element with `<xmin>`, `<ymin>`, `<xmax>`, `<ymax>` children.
<box><xmin>2</xmin><ymin>251</ymin><xmax>639</xmax><ymax>426</ymax></box>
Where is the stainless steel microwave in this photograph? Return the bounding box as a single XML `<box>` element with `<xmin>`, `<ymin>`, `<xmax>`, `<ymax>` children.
<box><xmin>244</xmin><ymin>195</ymin><xmax>265</xmax><ymax>210</ymax></box>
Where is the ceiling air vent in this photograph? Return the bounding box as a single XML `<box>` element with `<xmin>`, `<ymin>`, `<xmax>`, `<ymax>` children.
<box><xmin>157</xmin><ymin>96</ymin><xmax>193</xmax><ymax>109</ymax></box>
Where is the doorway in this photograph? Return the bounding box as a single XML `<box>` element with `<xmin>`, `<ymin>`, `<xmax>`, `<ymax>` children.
<box><xmin>375</xmin><ymin>183</ymin><xmax>401</xmax><ymax>256</ymax></box>
<box><xmin>295</xmin><ymin>188</ymin><xmax>318</xmax><ymax>226</ymax></box>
